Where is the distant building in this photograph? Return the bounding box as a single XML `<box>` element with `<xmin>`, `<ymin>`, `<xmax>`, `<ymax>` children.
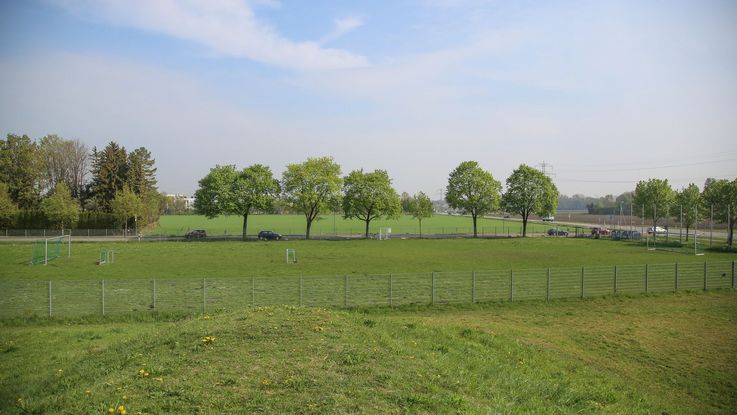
<box><xmin>165</xmin><ymin>194</ymin><xmax>196</xmax><ymax>213</ymax></box>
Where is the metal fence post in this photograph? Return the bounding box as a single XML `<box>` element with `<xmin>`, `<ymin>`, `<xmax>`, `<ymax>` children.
<box><xmin>614</xmin><ymin>265</ymin><xmax>618</xmax><ymax>294</ymax></box>
<box><xmin>344</xmin><ymin>274</ymin><xmax>348</xmax><ymax>307</ymax></box>
<box><xmin>389</xmin><ymin>274</ymin><xmax>393</xmax><ymax>306</ymax></box>
<box><xmin>153</xmin><ymin>279</ymin><xmax>157</xmax><ymax>312</ymax></box>
<box><xmin>645</xmin><ymin>264</ymin><xmax>649</xmax><ymax>293</ymax></box>
<box><xmin>703</xmin><ymin>262</ymin><xmax>707</xmax><ymax>291</ymax></box>
<box><xmin>202</xmin><ymin>278</ymin><xmax>206</xmax><ymax>314</ymax></box>
<box><xmin>101</xmin><ymin>280</ymin><xmax>105</xmax><ymax>316</ymax></box>
<box><xmin>675</xmin><ymin>263</ymin><xmax>679</xmax><ymax>292</ymax></box>
<box><xmin>546</xmin><ymin>268</ymin><xmax>550</xmax><ymax>301</ymax></box>
<box><xmin>48</xmin><ymin>280</ymin><xmax>52</xmax><ymax>317</ymax></box>
<box><xmin>431</xmin><ymin>272</ymin><xmax>435</xmax><ymax>305</ymax></box>
<box><xmin>472</xmin><ymin>271</ymin><xmax>476</xmax><ymax>303</ymax></box>
<box><xmin>251</xmin><ymin>276</ymin><xmax>255</xmax><ymax>306</ymax></box>
<box><xmin>581</xmin><ymin>267</ymin><xmax>585</xmax><ymax>299</ymax></box>
<box><xmin>510</xmin><ymin>270</ymin><xmax>514</xmax><ymax>302</ymax></box>
<box><xmin>299</xmin><ymin>276</ymin><xmax>303</xmax><ymax>307</ymax></box>
<box><xmin>733</xmin><ymin>260</ymin><xmax>736</xmax><ymax>289</ymax></box>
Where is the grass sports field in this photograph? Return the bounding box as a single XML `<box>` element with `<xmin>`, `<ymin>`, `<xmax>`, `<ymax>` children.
<box><xmin>151</xmin><ymin>214</ymin><xmax>576</xmax><ymax>237</ymax></box>
<box><xmin>1</xmin><ymin>236</ymin><xmax>735</xmax><ymax>413</ymax></box>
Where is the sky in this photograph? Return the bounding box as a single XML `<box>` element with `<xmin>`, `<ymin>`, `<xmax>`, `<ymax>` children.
<box><xmin>1</xmin><ymin>0</ymin><xmax>736</xmax><ymax>198</ymax></box>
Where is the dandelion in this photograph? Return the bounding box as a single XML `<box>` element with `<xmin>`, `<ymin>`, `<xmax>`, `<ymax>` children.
<box><xmin>107</xmin><ymin>408</ymin><xmax>115</xmax><ymax>414</ymax></box>
<box><xmin>85</xmin><ymin>389</ymin><xmax>92</xmax><ymax>395</ymax></box>
<box><xmin>138</xmin><ymin>369</ymin><xmax>145</xmax><ymax>375</ymax></box>
<box><xmin>261</xmin><ymin>379</ymin><xmax>271</xmax><ymax>386</ymax></box>
<box><xmin>154</xmin><ymin>377</ymin><xmax>164</xmax><ymax>382</ymax></box>
<box><xmin>201</xmin><ymin>336</ymin><xmax>216</xmax><ymax>346</ymax></box>
<box><xmin>122</xmin><ymin>395</ymin><xmax>127</xmax><ymax>400</ymax></box>
<box><xmin>203</xmin><ymin>315</ymin><xmax>210</xmax><ymax>320</ymax></box>
<box><xmin>143</xmin><ymin>372</ymin><xmax>150</xmax><ymax>377</ymax></box>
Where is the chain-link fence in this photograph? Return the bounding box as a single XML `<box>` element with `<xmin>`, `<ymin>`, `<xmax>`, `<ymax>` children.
<box><xmin>1</xmin><ymin>260</ymin><xmax>734</xmax><ymax>319</ymax></box>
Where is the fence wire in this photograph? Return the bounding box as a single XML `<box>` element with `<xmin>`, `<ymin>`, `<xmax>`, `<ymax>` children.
<box><xmin>0</xmin><ymin>260</ymin><xmax>734</xmax><ymax>319</ymax></box>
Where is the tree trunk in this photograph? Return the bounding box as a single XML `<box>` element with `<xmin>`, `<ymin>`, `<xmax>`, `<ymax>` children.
<box><xmin>685</xmin><ymin>225</ymin><xmax>690</xmax><ymax>242</ymax></box>
<box><xmin>472</xmin><ymin>213</ymin><xmax>478</xmax><ymax>237</ymax></box>
<box><xmin>419</xmin><ymin>219</ymin><xmax>422</xmax><ymax>238</ymax></box>
<box><xmin>728</xmin><ymin>220</ymin><xmax>734</xmax><ymax>248</ymax></box>
<box><xmin>364</xmin><ymin>219</ymin><xmax>370</xmax><ymax>239</ymax></box>
<box><xmin>521</xmin><ymin>211</ymin><xmax>529</xmax><ymax>237</ymax></box>
<box><xmin>242</xmin><ymin>212</ymin><xmax>249</xmax><ymax>241</ymax></box>
<box><xmin>306</xmin><ymin>218</ymin><xmax>312</xmax><ymax>240</ymax></box>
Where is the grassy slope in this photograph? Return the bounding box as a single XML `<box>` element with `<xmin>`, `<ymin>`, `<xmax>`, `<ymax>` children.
<box><xmin>1</xmin><ymin>291</ymin><xmax>735</xmax><ymax>414</ymax></box>
<box><xmin>152</xmin><ymin>214</ymin><xmax>566</xmax><ymax>237</ymax></box>
<box><xmin>1</xmin><ymin>238</ymin><xmax>735</xmax><ymax>279</ymax></box>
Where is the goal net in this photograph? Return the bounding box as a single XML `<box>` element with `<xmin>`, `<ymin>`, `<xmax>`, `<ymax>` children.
<box><xmin>378</xmin><ymin>228</ymin><xmax>392</xmax><ymax>240</ymax></box>
<box><xmin>31</xmin><ymin>235</ymin><xmax>71</xmax><ymax>265</ymax></box>
<box><xmin>286</xmin><ymin>248</ymin><xmax>297</xmax><ymax>263</ymax></box>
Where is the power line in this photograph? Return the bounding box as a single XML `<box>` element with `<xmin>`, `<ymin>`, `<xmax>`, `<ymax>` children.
<box><xmin>557</xmin><ymin>157</ymin><xmax>737</xmax><ymax>173</ymax></box>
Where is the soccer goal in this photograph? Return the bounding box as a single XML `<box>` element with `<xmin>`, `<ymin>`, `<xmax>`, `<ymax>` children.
<box><xmin>98</xmin><ymin>249</ymin><xmax>115</xmax><ymax>265</ymax></box>
<box><xmin>31</xmin><ymin>234</ymin><xmax>71</xmax><ymax>265</ymax></box>
<box><xmin>378</xmin><ymin>228</ymin><xmax>392</xmax><ymax>240</ymax></box>
<box><xmin>646</xmin><ymin>231</ymin><xmax>704</xmax><ymax>256</ymax></box>
<box><xmin>286</xmin><ymin>248</ymin><xmax>297</xmax><ymax>264</ymax></box>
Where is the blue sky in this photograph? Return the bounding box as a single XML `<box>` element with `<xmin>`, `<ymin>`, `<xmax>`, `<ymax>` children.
<box><xmin>1</xmin><ymin>0</ymin><xmax>736</xmax><ymax>198</ymax></box>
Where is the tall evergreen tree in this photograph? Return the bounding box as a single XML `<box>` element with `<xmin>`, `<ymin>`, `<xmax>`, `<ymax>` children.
<box><xmin>127</xmin><ymin>147</ymin><xmax>157</xmax><ymax>195</ymax></box>
<box><xmin>90</xmin><ymin>142</ymin><xmax>128</xmax><ymax>212</ymax></box>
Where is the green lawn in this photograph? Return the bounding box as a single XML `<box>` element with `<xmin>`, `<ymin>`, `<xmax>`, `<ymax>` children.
<box><xmin>151</xmin><ymin>214</ymin><xmax>572</xmax><ymax>237</ymax></box>
<box><xmin>2</xmin><ymin>237</ymin><xmax>734</xmax><ymax>280</ymax></box>
<box><xmin>1</xmin><ymin>291</ymin><xmax>735</xmax><ymax>414</ymax></box>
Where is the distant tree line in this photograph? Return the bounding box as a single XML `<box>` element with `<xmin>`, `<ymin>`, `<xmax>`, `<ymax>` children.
<box><xmin>0</xmin><ymin>133</ymin><xmax>162</xmax><ymax>231</ymax></box>
<box><xmin>194</xmin><ymin>158</ymin><xmax>558</xmax><ymax>239</ymax></box>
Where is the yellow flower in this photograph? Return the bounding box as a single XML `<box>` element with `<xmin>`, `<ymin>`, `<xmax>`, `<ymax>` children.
<box><xmin>107</xmin><ymin>408</ymin><xmax>115</xmax><ymax>414</ymax></box>
<box><xmin>154</xmin><ymin>377</ymin><xmax>164</xmax><ymax>382</ymax></box>
<box><xmin>143</xmin><ymin>372</ymin><xmax>150</xmax><ymax>377</ymax></box>
<box><xmin>138</xmin><ymin>369</ymin><xmax>145</xmax><ymax>375</ymax></box>
<box><xmin>117</xmin><ymin>405</ymin><xmax>126</xmax><ymax>414</ymax></box>
<box><xmin>122</xmin><ymin>395</ymin><xmax>127</xmax><ymax>400</ymax></box>
<box><xmin>85</xmin><ymin>389</ymin><xmax>91</xmax><ymax>395</ymax></box>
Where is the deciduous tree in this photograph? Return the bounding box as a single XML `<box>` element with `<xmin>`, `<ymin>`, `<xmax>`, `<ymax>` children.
<box><xmin>0</xmin><ymin>134</ymin><xmax>43</xmax><ymax>209</ymax></box>
<box><xmin>502</xmin><ymin>164</ymin><xmax>558</xmax><ymax>237</ymax></box>
<box><xmin>407</xmin><ymin>191</ymin><xmax>434</xmax><ymax>237</ymax></box>
<box><xmin>194</xmin><ymin>164</ymin><xmax>280</xmax><ymax>240</ymax></box>
<box><xmin>0</xmin><ymin>182</ymin><xmax>18</xmax><ymax>228</ymax></box>
<box><xmin>342</xmin><ymin>169</ymin><xmax>401</xmax><ymax>238</ymax></box>
<box><xmin>445</xmin><ymin>161</ymin><xmax>501</xmax><ymax>237</ymax></box>
<box><xmin>702</xmin><ymin>178</ymin><xmax>737</xmax><ymax>248</ymax></box>
<box><xmin>40</xmin><ymin>183</ymin><xmax>80</xmax><ymax>231</ymax></box>
<box><xmin>111</xmin><ymin>185</ymin><xmax>142</xmax><ymax>232</ymax></box>
<box><xmin>282</xmin><ymin>157</ymin><xmax>342</xmax><ymax>239</ymax></box>
<box><xmin>632</xmin><ymin>178</ymin><xmax>675</xmax><ymax>238</ymax></box>
<box><xmin>675</xmin><ymin>184</ymin><xmax>702</xmax><ymax>241</ymax></box>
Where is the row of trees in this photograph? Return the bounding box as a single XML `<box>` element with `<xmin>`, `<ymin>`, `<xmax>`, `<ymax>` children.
<box><xmin>0</xmin><ymin>134</ymin><xmax>161</xmax><ymax>230</ymax></box>
<box><xmin>194</xmin><ymin>158</ymin><xmax>558</xmax><ymax>239</ymax></box>
<box><xmin>633</xmin><ymin>178</ymin><xmax>737</xmax><ymax>247</ymax></box>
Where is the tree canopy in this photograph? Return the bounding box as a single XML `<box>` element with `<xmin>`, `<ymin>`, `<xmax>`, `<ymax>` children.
<box><xmin>0</xmin><ymin>134</ymin><xmax>43</xmax><ymax>209</ymax></box>
<box><xmin>342</xmin><ymin>169</ymin><xmax>401</xmax><ymax>238</ymax></box>
<box><xmin>40</xmin><ymin>183</ymin><xmax>80</xmax><ymax>231</ymax></box>
<box><xmin>0</xmin><ymin>182</ymin><xmax>18</xmax><ymax>229</ymax></box>
<box><xmin>702</xmin><ymin>178</ymin><xmax>737</xmax><ymax>248</ymax></box>
<box><xmin>675</xmin><ymin>183</ymin><xmax>702</xmax><ymax>241</ymax></box>
<box><xmin>111</xmin><ymin>185</ymin><xmax>143</xmax><ymax>232</ymax></box>
<box><xmin>501</xmin><ymin>164</ymin><xmax>558</xmax><ymax>237</ymax></box>
<box><xmin>194</xmin><ymin>164</ymin><xmax>280</xmax><ymax>239</ymax></box>
<box><xmin>281</xmin><ymin>157</ymin><xmax>342</xmax><ymax>239</ymax></box>
<box><xmin>632</xmin><ymin>179</ymin><xmax>675</xmax><ymax>231</ymax></box>
<box><xmin>407</xmin><ymin>191</ymin><xmax>434</xmax><ymax>237</ymax></box>
<box><xmin>445</xmin><ymin>161</ymin><xmax>501</xmax><ymax>237</ymax></box>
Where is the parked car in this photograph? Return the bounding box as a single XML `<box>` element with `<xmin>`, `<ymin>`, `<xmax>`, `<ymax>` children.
<box><xmin>258</xmin><ymin>230</ymin><xmax>282</xmax><ymax>241</ymax></box>
<box><xmin>185</xmin><ymin>229</ymin><xmax>207</xmax><ymax>239</ymax></box>
<box><xmin>547</xmin><ymin>228</ymin><xmax>568</xmax><ymax>236</ymax></box>
<box><xmin>542</xmin><ymin>216</ymin><xmax>555</xmax><ymax>222</ymax></box>
<box><xmin>647</xmin><ymin>226</ymin><xmax>667</xmax><ymax>235</ymax></box>
<box><xmin>591</xmin><ymin>227</ymin><xmax>610</xmax><ymax>236</ymax></box>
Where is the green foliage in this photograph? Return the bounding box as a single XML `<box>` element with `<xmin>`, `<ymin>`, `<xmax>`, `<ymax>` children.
<box><xmin>502</xmin><ymin>164</ymin><xmax>559</xmax><ymax>237</ymax></box>
<box><xmin>342</xmin><ymin>169</ymin><xmax>401</xmax><ymax>238</ymax></box>
<box><xmin>76</xmin><ymin>212</ymin><xmax>117</xmax><ymax>229</ymax></box>
<box><xmin>111</xmin><ymin>185</ymin><xmax>143</xmax><ymax>229</ymax></box>
<box><xmin>702</xmin><ymin>178</ymin><xmax>737</xmax><ymax>247</ymax></box>
<box><xmin>0</xmin><ymin>134</ymin><xmax>43</xmax><ymax>209</ymax></box>
<box><xmin>282</xmin><ymin>157</ymin><xmax>342</xmax><ymax>239</ymax></box>
<box><xmin>40</xmin><ymin>183</ymin><xmax>80</xmax><ymax>231</ymax></box>
<box><xmin>675</xmin><ymin>183</ymin><xmax>702</xmax><ymax>241</ymax></box>
<box><xmin>632</xmin><ymin>178</ymin><xmax>675</xmax><ymax>228</ymax></box>
<box><xmin>445</xmin><ymin>161</ymin><xmax>502</xmax><ymax>237</ymax></box>
<box><xmin>0</xmin><ymin>182</ymin><xmax>18</xmax><ymax>228</ymax></box>
<box><xmin>126</xmin><ymin>147</ymin><xmax>157</xmax><ymax>195</ymax></box>
<box><xmin>407</xmin><ymin>191</ymin><xmax>434</xmax><ymax>236</ymax></box>
<box><xmin>194</xmin><ymin>164</ymin><xmax>280</xmax><ymax>239</ymax></box>
<box><xmin>90</xmin><ymin>142</ymin><xmax>129</xmax><ymax>212</ymax></box>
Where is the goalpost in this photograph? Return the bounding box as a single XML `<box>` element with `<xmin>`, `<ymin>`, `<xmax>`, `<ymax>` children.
<box><xmin>98</xmin><ymin>249</ymin><xmax>115</xmax><ymax>265</ymax></box>
<box><xmin>31</xmin><ymin>234</ymin><xmax>71</xmax><ymax>265</ymax></box>
<box><xmin>378</xmin><ymin>228</ymin><xmax>392</xmax><ymax>240</ymax></box>
<box><xmin>286</xmin><ymin>248</ymin><xmax>297</xmax><ymax>264</ymax></box>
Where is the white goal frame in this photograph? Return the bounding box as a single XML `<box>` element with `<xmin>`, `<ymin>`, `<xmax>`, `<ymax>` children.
<box><xmin>286</xmin><ymin>248</ymin><xmax>297</xmax><ymax>263</ymax></box>
<box><xmin>378</xmin><ymin>228</ymin><xmax>392</xmax><ymax>240</ymax></box>
<box><xmin>32</xmin><ymin>234</ymin><xmax>71</xmax><ymax>266</ymax></box>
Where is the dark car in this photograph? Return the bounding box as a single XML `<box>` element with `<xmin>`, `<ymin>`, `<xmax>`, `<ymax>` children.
<box><xmin>547</xmin><ymin>228</ymin><xmax>568</xmax><ymax>237</ymax></box>
<box><xmin>185</xmin><ymin>229</ymin><xmax>207</xmax><ymax>239</ymax></box>
<box><xmin>258</xmin><ymin>230</ymin><xmax>282</xmax><ymax>241</ymax></box>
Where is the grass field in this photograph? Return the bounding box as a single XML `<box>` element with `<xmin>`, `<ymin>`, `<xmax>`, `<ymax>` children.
<box><xmin>2</xmin><ymin>237</ymin><xmax>735</xmax><ymax>280</ymax></box>
<box><xmin>151</xmin><ymin>214</ymin><xmax>576</xmax><ymax>237</ymax></box>
<box><xmin>1</xmin><ymin>291</ymin><xmax>735</xmax><ymax>414</ymax></box>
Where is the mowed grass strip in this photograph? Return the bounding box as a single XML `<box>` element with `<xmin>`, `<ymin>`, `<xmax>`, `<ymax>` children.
<box><xmin>1</xmin><ymin>291</ymin><xmax>734</xmax><ymax>414</ymax></box>
<box><xmin>152</xmin><ymin>214</ymin><xmax>565</xmax><ymax>237</ymax></box>
<box><xmin>1</xmin><ymin>237</ymin><xmax>735</xmax><ymax>279</ymax></box>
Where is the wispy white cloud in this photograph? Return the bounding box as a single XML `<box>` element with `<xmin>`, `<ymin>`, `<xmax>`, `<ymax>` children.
<box><xmin>319</xmin><ymin>16</ymin><xmax>364</xmax><ymax>45</ymax></box>
<box><xmin>51</xmin><ymin>0</ymin><xmax>367</xmax><ymax>71</ymax></box>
